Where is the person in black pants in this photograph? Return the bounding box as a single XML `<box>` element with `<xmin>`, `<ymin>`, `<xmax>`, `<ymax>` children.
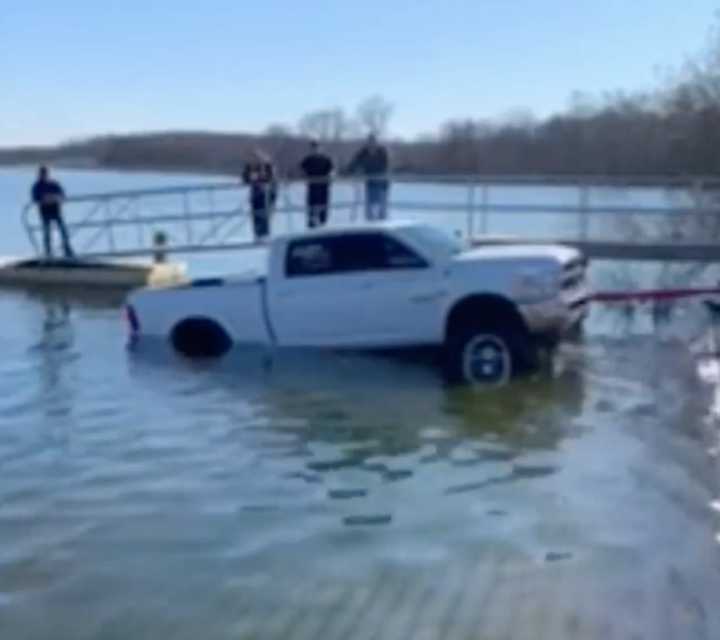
<box><xmin>299</xmin><ymin>140</ymin><xmax>334</xmax><ymax>228</ymax></box>
<box><xmin>242</xmin><ymin>149</ymin><xmax>277</xmax><ymax>241</ymax></box>
<box><xmin>31</xmin><ymin>166</ymin><xmax>75</xmax><ymax>259</ymax></box>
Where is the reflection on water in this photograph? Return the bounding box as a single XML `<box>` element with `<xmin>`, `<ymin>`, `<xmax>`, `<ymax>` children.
<box><xmin>0</xmin><ymin>287</ymin><xmax>719</xmax><ymax>638</ymax></box>
<box><xmin>32</xmin><ymin>301</ymin><xmax>77</xmax><ymax>436</ymax></box>
<box><xmin>128</xmin><ymin>341</ymin><xmax>587</xmax><ymax>500</ymax></box>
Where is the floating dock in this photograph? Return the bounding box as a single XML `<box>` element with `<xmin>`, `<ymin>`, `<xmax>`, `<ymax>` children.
<box><xmin>0</xmin><ymin>257</ymin><xmax>186</xmax><ymax>289</ymax></box>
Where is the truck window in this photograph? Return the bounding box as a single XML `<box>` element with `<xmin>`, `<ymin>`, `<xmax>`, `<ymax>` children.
<box><xmin>382</xmin><ymin>236</ymin><xmax>428</xmax><ymax>269</ymax></box>
<box><xmin>286</xmin><ymin>240</ymin><xmax>334</xmax><ymax>276</ymax></box>
<box><xmin>285</xmin><ymin>233</ymin><xmax>428</xmax><ymax>278</ymax></box>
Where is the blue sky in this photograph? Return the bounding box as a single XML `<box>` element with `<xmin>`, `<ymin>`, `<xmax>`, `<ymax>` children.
<box><xmin>1</xmin><ymin>0</ymin><xmax>717</xmax><ymax>146</ymax></box>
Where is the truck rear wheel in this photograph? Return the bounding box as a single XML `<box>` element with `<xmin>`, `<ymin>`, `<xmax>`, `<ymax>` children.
<box><xmin>170</xmin><ymin>317</ymin><xmax>232</xmax><ymax>358</ymax></box>
<box><xmin>444</xmin><ymin>323</ymin><xmax>534</xmax><ymax>386</ymax></box>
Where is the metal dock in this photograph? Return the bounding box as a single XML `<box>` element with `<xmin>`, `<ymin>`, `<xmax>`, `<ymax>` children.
<box><xmin>17</xmin><ymin>173</ymin><xmax>720</xmax><ymax>262</ymax></box>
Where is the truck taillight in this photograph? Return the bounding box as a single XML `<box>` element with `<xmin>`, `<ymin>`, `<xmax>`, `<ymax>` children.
<box><xmin>125</xmin><ymin>304</ymin><xmax>140</xmax><ymax>335</ymax></box>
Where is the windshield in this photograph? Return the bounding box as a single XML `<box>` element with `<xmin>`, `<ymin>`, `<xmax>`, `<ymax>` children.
<box><xmin>407</xmin><ymin>225</ymin><xmax>464</xmax><ymax>257</ymax></box>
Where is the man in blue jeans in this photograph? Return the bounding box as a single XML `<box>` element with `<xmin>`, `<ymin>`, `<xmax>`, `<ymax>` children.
<box><xmin>347</xmin><ymin>134</ymin><xmax>391</xmax><ymax>221</ymax></box>
<box><xmin>31</xmin><ymin>166</ymin><xmax>74</xmax><ymax>259</ymax></box>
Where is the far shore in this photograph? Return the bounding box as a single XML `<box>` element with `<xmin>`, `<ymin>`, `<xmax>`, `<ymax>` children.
<box><xmin>0</xmin><ymin>159</ymin><xmax>235</xmax><ymax>180</ymax></box>
<box><xmin>2</xmin><ymin>159</ymin><xmax>716</xmax><ymax>191</ymax></box>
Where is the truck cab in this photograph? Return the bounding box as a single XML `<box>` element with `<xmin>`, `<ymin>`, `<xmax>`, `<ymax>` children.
<box><xmin>265</xmin><ymin>223</ymin><xmax>456</xmax><ymax>348</ymax></box>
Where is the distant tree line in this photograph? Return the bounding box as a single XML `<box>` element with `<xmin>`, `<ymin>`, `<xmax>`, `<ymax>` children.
<box><xmin>3</xmin><ymin>23</ymin><xmax>720</xmax><ymax>179</ymax></box>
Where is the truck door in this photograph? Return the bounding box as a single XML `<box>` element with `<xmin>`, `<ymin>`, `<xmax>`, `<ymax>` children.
<box><xmin>268</xmin><ymin>234</ymin><xmax>379</xmax><ymax>347</ymax></box>
<box><xmin>268</xmin><ymin>232</ymin><xmax>444</xmax><ymax>348</ymax></box>
<box><xmin>352</xmin><ymin>233</ymin><xmax>446</xmax><ymax>345</ymax></box>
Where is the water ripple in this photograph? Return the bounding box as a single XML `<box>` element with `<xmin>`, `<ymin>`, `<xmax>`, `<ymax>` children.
<box><xmin>0</xmin><ymin>285</ymin><xmax>718</xmax><ymax>636</ymax></box>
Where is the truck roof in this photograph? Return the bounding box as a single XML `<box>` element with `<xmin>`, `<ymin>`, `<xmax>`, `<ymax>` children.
<box><xmin>274</xmin><ymin>220</ymin><xmax>424</xmax><ymax>243</ymax></box>
<box><xmin>273</xmin><ymin>221</ymin><xmax>580</xmax><ymax>264</ymax></box>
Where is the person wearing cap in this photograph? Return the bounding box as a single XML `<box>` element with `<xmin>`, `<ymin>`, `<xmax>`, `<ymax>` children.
<box><xmin>31</xmin><ymin>166</ymin><xmax>75</xmax><ymax>259</ymax></box>
<box><xmin>346</xmin><ymin>134</ymin><xmax>391</xmax><ymax>221</ymax></box>
<box><xmin>299</xmin><ymin>140</ymin><xmax>334</xmax><ymax>229</ymax></box>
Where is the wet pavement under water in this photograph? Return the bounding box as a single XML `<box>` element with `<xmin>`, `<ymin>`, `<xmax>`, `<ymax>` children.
<box><xmin>0</xmin><ymin>286</ymin><xmax>719</xmax><ymax>639</ymax></box>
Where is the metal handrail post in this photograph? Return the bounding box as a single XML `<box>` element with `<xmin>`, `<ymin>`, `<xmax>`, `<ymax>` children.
<box><xmin>183</xmin><ymin>191</ymin><xmax>194</xmax><ymax>243</ymax></box>
<box><xmin>466</xmin><ymin>178</ymin><xmax>476</xmax><ymax>239</ymax></box>
<box><xmin>105</xmin><ymin>197</ymin><xmax>116</xmax><ymax>252</ymax></box>
<box><xmin>578</xmin><ymin>183</ymin><xmax>590</xmax><ymax>240</ymax></box>
<box><xmin>480</xmin><ymin>183</ymin><xmax>489</xmax><ymax>234</ymax></box>
<box><xmin>133</xmin><ymin>197</ymin><xmax>144</xmax><ymax>249</ymax></box>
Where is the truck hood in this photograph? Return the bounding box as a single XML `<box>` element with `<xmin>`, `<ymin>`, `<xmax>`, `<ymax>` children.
<box><xmin>455</xmin><ymin>243</ymin><xmax>581</xmax><ymax>266</ymax></box>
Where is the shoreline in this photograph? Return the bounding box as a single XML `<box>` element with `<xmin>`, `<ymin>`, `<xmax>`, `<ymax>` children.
<box><xmin>0</xmin><ymin>160</ymin><xmax>235</xmax><ymax>180</ymax></box>
<box><xmin>1</xmin><ymin>160</ymin><xmax>714</xmax><ymax>190</ymax></box>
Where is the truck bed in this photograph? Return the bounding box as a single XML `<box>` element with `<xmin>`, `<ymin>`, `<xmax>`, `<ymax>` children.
<box><xmin>129</xmin><ymin>274</ymin><xmax>272</xmax><ymax>345</ymax></box>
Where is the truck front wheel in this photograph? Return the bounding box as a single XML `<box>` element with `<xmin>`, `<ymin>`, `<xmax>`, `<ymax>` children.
<box><xmin>170</xmin><ymin>317</ymin><xmax>232</xmax><ymax>358</ymax></box>
<box><xmin>444</xmin><ymin>324</ymin><xmax>534</xmax><ymax>386</ymax></box>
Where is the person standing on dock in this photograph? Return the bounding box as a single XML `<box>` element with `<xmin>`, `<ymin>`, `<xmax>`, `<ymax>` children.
<box><xmin>31</xmin><ymin>166</ymin><xmax>75</xmax><ymax>259</ymax></box>
<box><xmin>300</xmin><ymin>140</ymin><xmax>334</xmax><ymax>229</ymax></box>
<box><xmin>347</xmin><ymin>134</ymin><xmax>391</xmax><ymax>221</ymax></box>
<box><xmin>242</xmin><ymin>149</ymin><xmax>277</xmax><ymax>242</ymax></box>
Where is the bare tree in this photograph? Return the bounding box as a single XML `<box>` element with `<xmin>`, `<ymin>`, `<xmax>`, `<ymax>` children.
<box><xmin>356</xmin><ymin>95</ymin><xmax>394</xmax><ymax>137</ymax></box>
<box><xmin>265</xmin><ymin>124</ymin><xmax>293</xmax><ymax>138</ymax></box>
<box><xmin>9</xmin><ymin>16</ymin><xmax>720</xmax><ymax>181</ymax></box>
<box><xmin>297</xmin><ymin>108</ymin><xmax>350</xmax><ymax>142</ymax></box>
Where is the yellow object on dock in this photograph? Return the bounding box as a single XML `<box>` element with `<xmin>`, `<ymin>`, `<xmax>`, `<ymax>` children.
<box><xmin>0</xmin><ymin>257</ymin><xmax>186</xmax><ymax>289</ymax></box>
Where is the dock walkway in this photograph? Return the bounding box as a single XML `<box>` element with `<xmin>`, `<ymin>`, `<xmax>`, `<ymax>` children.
<box><xmin>18</xmin><ymin>174</ymin><xmax>720</xmax><ymax>262</ymax></box>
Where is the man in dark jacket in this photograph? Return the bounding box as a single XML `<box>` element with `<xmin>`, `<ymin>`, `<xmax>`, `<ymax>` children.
<box><xmin>300</xmin><ymin>140</ymin><xmax>334</xmax><ymax>228</ymax></box>
<box><xmin>347</xmin><ymin>134</ymin><xmax>390</xmax><ymax>221</ymax></box>
<box><xmin>242</xmin><ymin>149</ymin><xmax>277</xmax><ymax>241</ymax></box>
<box><xmin>31</xmin><ymin>166</ymin><xmax>74</xmax><ymax>259</ymax></box>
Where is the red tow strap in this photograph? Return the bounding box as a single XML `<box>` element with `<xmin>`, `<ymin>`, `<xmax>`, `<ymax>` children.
<box><xmin>590</xmin><ymin>287</ymin><xmax>720</xmax><ymax>303</ymax></box>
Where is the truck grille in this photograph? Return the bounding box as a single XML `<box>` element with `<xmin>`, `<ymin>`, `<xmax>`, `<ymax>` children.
<box><xmin>561</xmin><ymin>253</ymin><xmax>589</xmax><ymax>322</ymax></box>
<box><xmin>561</xmin><ymin>256</ymin><xmax>587</xmax><ymax>290</ymax></box>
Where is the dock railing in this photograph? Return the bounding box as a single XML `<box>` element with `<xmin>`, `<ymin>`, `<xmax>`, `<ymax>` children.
<box><xmin>20</xmin><ymin>174</ymin><xmax>720</xmax><ymax>261</ymax></box>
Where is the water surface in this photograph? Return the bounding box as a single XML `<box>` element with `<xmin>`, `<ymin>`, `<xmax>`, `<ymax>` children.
<box><xmin>0</xmin><ymin>168</ymin><xmax>719</xmax><ymax>639</ymax></box>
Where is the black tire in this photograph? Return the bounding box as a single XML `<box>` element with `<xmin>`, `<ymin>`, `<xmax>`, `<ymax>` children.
<box><xmin>170</xmin><ymin>317</ymin><xmax>232</xmax><ymax>358</ymax></box>
<box><xmin>444</xmin><ymin>322</ymin><xmax>535</xmax><ymax>386</ymax></box>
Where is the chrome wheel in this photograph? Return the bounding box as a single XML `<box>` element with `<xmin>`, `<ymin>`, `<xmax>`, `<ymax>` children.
<box><xmin>462</xmin><ymin>334</ymin><xmax>511</xmax><ymax>386</ymax></box>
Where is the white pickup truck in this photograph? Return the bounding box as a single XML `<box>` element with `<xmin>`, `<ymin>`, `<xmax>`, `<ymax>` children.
<box><xmin>125</xmin><ymin>221</ymin><xmax>589</xmax><ymax>385</ymax></box>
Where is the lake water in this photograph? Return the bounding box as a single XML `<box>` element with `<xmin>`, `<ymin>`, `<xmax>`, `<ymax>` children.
<box><xmin>1</xmin><ymin>167</ymin><xmax>719</xmax><ymax>639</ymax></box>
